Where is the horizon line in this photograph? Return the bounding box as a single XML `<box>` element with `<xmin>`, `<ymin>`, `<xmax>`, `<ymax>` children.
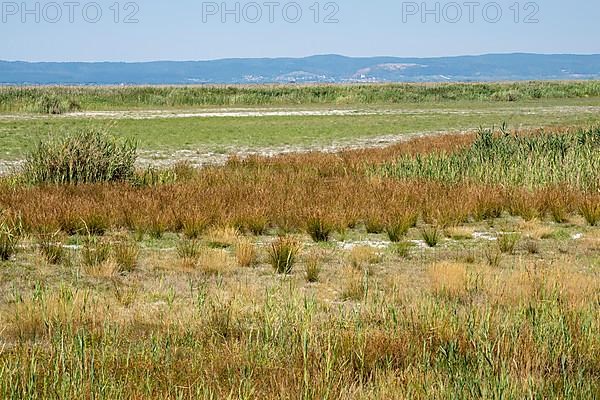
<box><xmin>3</xmin><ymin>52</ymin><xmax>600</xmax><ymax>64</ymax></box>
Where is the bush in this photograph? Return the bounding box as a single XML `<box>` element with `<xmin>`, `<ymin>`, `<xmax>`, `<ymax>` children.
<box><xmin>268</xmin><ymin>236</ymin><xmax>300</xmax><ymax>274</ymax></box>
<box><xmin>22</xmin><ymin>128</ymin><xmax>137</xmax><ymax>185</ymax></box>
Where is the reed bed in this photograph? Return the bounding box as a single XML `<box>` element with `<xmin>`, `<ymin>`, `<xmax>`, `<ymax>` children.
<box><xmin>1</xmin><ymin>81</ymin><xmax>600</xmax><ymax>112</ymax></box>
<box><xmin>378</xmin><ymin>126</ymin><xmax>600</xmax><ymax>191</ymax></box>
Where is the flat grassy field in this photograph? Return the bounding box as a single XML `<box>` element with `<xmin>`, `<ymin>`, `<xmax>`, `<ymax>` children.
<box><xmin>0</xmin><ymin>97</ymin><xmax>600</xmax><ymax>159</ymax></box>
<box><xmin>0</xmin><ymin>83</ymin><xmax>599</xmax><ymax>399</ymax></box>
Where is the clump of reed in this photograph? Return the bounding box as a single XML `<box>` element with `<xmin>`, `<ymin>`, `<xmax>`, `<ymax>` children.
<box><xmin>22</xmin><ymin>128</ymin><xmax>137</xmax><ymax>185</ymax></box>
<box><xmin>113</xmin><ymin>241</ymin><xmax>140</xmax><ymax>273</ymax></box>
<box><xmin>385</xmin><ymin>211</ymin><xmax>418</xmax><ymax>242</ymax></box>
<box><xmin>421</xmin><ymin>226</ymin><xmax>441</xmax><ymax>247</ymax></box>
<box><xmin>268</xmin><ymin>236</ymin><xmax>300</xmax><ymax>274</ymax></box>
<box><xmin>347</xmin><ymin>246</ymin><xmax>381</xmax><ymax>273</ymax></box>
<box><xmin>304</xmin><ymin>252</ymin><xmax>323</xmax><ymax>283</ymax></box>
<box><xmin>497</xmin><ymin>233</ymin><xmax>521</xmax><ymax>254</ymax></box>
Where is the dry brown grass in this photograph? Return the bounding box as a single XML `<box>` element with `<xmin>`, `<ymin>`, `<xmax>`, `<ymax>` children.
<box><xmin>197</xmin><ymin>248</ymin><xmax>233</xmax><ymax>276</ymax></box>
<box><xmin>85</xmin><ymin>259</ymin><xmax>119</xmax><ymax>278</ymax></box>
<box><xmin>205</xmin><ymin>226</ymin><xmax>241</xmax><ymax>248</ymax></box>
<box><xmin>427</xmin><ymin>262</ymin><xmax>471</xmax><ymax>299</ymax></box>
<box><xmin>235</xmin><ymin>238</ymin><xmax>258</xmax><ymax>268</ymax></box>
<box><xmin>347</xmin><ymin>246</ymin><xmax>381</xmax><ymax>273</ymax></box>
<box><xmin>1</xmin><ymin>128</ymin><xmax>595</xmax><ymax>239</ymax></box>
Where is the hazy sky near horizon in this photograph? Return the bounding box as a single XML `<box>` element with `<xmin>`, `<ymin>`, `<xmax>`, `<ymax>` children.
<box><xmin>1</xmin><ymin>0</ymin><xmax>599</xmax><ymax>61</ymax></box>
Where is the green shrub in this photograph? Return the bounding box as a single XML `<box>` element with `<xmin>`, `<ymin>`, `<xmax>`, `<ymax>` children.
<box><xmin>22</xmin><ymin>128</ymin><xmax>137</xmax><ymax>185</ymax></box>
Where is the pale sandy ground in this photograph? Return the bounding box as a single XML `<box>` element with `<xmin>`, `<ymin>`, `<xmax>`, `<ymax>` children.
<box><xmin>0</xmin><ymin>105</ymin><xmax>599</xmax><ymax>121</ymax></box>
<box><xmin>134</xmin><ymin>128</ymin><xmax>473</xmax><ymax>169</ymax></box>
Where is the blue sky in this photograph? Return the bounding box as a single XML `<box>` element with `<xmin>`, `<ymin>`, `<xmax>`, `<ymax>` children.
<box><xmin>1</xmin><ymin>0</ymin><xmax>599</xmax><ymax>61</ymax></box>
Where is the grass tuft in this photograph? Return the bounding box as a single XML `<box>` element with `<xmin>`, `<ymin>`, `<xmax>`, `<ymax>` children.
<box><xmin>306</xmin><ymin>217</ymin><xmax>334</xmax><ymax>242</ymax></box>
<box><xmin>268</xmin><ymin>236</ymin><xmax>300</xmax><ymax>274</ymax></box>
<box><xmin>235</xmin><ymin>238</ymin><xmax>257</xmax><ymax>268</ymax></box>
<box><xmin>420</xmin><ymin>226</ymin><xmax>441</xmax><ymax>247</ymax></box>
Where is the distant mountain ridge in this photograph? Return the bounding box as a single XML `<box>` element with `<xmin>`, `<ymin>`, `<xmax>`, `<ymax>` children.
<box><xmin>2</xmin><ymin>53</ymin><xmax>600</xmax><ymax>85</ymax></box>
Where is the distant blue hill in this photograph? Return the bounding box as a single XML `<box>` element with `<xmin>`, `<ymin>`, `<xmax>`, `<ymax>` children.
<box><xmin>2</xmin><ymin>53</ymin><xmax>600</xmax><ymax>85</ymax></box>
